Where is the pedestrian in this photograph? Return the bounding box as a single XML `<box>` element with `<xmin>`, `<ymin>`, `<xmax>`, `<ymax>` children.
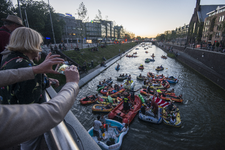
<box><xmin>0</xmin><ymin>15</ymin><xmax>24</xmax><ymax>62</ymax></box>
<box><xmin>91</xmin><ymin>60</ymin><xmax>94</xmax><ymax>67</ymax></box>
<box><xmin>93</xmin><ymin>116</ymin><xmax>103</xmax><ymax>140</ymax></box>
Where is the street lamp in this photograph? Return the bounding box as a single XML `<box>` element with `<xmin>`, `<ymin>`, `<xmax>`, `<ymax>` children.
<box><xmin>48</xmin><ymin>0</ymin><xmax>56</xmax><ymax>44</ymax></box>
<box><xmin>17</xmin><ymin>0</ymin><xmax>22</xmax><ymax>20</ymax></box>
<box><xmin>22</xmin><ymin>7</ymin><xmax>29</xmax><ymax>28</ymax></box>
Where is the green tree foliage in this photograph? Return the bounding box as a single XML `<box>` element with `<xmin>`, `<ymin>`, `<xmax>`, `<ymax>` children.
<box><xmin>76</xmin><ymin>2</ymin><xmax>89</xmax><ymax>21</ymax></box>
<box><xmin>0</xmin><ymin>0</ymin><xmax>15</xmax><ymax>24</ymax></box>
<box><xmin>75</xmin><ymin>2</ymin><xmax>88</xmax><ymax>47</ymax></box>
<box><xmin>13</xmin><ymin>0</ymin><xmax>65</xmax><ymax>44</ymax></box>
<box><xmin>95</xmin><ymin>9</ymin><xmax>102</xmax><ymax>20</ymax></box>
<box><xmin>136</xmin><ymin>36</ymin><xmax>142</xmax><ymax>41</ymax></box>
<box><xmin>156</xmin><ymin>34</ymin><xmax>165</xmax><ymax>41</ymax></box>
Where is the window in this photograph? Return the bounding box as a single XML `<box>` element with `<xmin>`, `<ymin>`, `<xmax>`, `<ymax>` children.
<box><xmin>219</xmin><ymin>16</ymin><xmax>224</xmax><ymax>22</ymax></box>
<box><xmin>217</xmin><ymin>24</ymin><xmax>222</xmax><ymax>31</ymax></box>
<box><xmin>193</xmin><ymin>23</ymin><xmax>196</xmax><ymax>33</ymax></box>
<box><xmin>205</xmin><ymin>20</ymin><xmax>210</xmax><ymax>25</ymax></box>
<box><xmin>215</xmin><ymin>32</ymin><xmax>220</xmax><ymax>38</ymax></box>
<box><xmin>204</xmin><ymin>27</ymin><xmax>208</xmax><ymax>32</ymax></box>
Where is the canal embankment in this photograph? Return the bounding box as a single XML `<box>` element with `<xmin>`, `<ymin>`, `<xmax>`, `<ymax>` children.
<box><xmin>155</xmin><ymin>43</ymin><xmax>225</xmax><ymax>90</ymax></box>
<box><xmin>47</xmin><ymin>42</ymin><xmax>139</xmax><ymax>91</ymax></box>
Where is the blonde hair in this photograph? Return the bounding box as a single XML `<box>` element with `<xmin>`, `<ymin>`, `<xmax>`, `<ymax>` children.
<box><xmin>6</xmin><ymin>27</ymin><xmax>43</xmax><ymax>53</ymax></box>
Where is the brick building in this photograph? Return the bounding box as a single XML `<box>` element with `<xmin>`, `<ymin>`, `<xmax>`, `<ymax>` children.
<box><xmin>187</xmin><ymin>0</ymin><xmax>224</xmax><ymax>45</ymax></box>
<box><xmin>201</xmin><ymin>6</ymin><xmax>225</xmax><ymax>46</ymax></box>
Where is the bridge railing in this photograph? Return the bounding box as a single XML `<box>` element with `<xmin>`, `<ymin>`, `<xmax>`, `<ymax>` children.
<box><xmin>44</xmin><ymin>86</ymin><xmax>101</xmax><ymax>150</ymax></box>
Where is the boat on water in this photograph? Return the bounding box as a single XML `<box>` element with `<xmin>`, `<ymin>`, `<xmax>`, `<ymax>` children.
<box><xmin>136</xmin><ymin>76</ymin><xmax>146</xmax><ymax>80</ymax></box>
<box><xmin>155</xmin><ymin>66</ymin><xmax>164</xmax><ymax>71</ymax></box>
<box><xmin>108</xmin><ymin>95</ymin><xmax>142</xmax><ymax>124</ymax></box>
<box><xmin>165</xmin><ymin>76</ymin><xmax>179</xmax><ymax>84</ymax></box>
<box><xmin>145</xmin><ymin>58</ymin><xmax>151</xmax><ymax>63</ymax></box>
<box><xmin>153</xmin><ymin>74</ymin><xmax>165</xmax><ymax>81</ymax></box>
<box><xmin>147</xmin><ymin>72</ymin><xmax>155</xmax><ymax>78</ymax></box>
<box><xmin>161</xmin><ymin>55</ymin><xmax>167</xmax><ymax>59</ymax></box>
<box><xmin>88</xmin><ymin>119</ymin><xmax>129</xmax><ymax>150</ymax></box>
<box><xmin>97</xmin><ymin>96</ymin><xmax>122</xmax><ymax>105</ymax></box>
<box><xmin>80</xmin><ymin>95</ymin><xmax>98</xmax><ymax>105</ymax></box>
<box><xmin>162</xmin><ymin>107</ymin><xmax>181</xmax><ymax>127</ymax></box>
<box><xmin>139</xmin><ymin>66</ymin><xmax>144</xmax><ymax>70</ymax></box>
<box><xmin>122</xmin><ymin>79</ymin><xmax>135</xmax><ymax>89</ymax></box>
<box><xmin>138</xmin><ymin>107</ymin><xmax>163</xmax><ymax>124</ymax></box>
<box><xmin>115</xmin><ymin>66</ymin><xmax>120</xmax><ymax>71</ymax></box>
<box><xmin>116</xmin><ymin>76</ymin><xmax>127</xmax><ymax>81</ymax></box>
<box><xmin>160</xmin><ymin>95</ymin><xmax>183</xmax><ymax>103</ymax></box>
<box><xmin>100</xmin><ymin>87</ymin><xmax>114</xmax><ymax>95</ymax></box>
<box><xmin>92</xmin><ymin>104</ymin><xmax>114</xmax><ymax>113</ymax></box>
<box><xmin>109</xmin><ymin>88</ymin><xmax>125</xmax><ymax>98</ymax></box>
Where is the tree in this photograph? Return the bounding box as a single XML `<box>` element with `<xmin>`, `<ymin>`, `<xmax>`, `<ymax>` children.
<box><xmin>13</xmin><ymin>0</ymin><xmax>65</xmax><ymax>44</ymax></box>
<box><xmin>75</xmin><ymin>2</ymin><xmax>89</xmax><ymax>48</ymax></box>
<box><xmin>156</xmin><ymin>34</ymin><xmax>165</xmax><ymax>41</ymax></box>
<box><xmin>136</xmin><ymin>36</ymin><xmax>142</xmax><ymax>41</ymax></box>
<box><xmin>0</xmin><ymin>0</ymin><xmax>15</xmax><ymax>25</ymax></box>
<box><xmin>95</xmin><ymin>9</ymin><xmax>102</xmax><ymax>20</ymax></box>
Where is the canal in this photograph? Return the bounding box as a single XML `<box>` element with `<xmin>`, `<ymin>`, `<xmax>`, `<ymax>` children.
<box><xmin>71</xmin><ymin>43</ymin><xmax>225</xmax><ymax>150</ymax></box>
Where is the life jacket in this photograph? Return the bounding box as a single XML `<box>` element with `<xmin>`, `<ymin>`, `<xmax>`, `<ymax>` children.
<box><xmin>123</xmin><ymin>98</ymin><xmax>129</xmax><ymax>103</ymax></box>
<box><xmin>157</xmin><ymin>89</ymin><xmax>162</xmax><ymax>93</ymax></box>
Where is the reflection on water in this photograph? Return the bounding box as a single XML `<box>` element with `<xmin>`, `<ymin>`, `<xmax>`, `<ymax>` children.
<box><xmin>71</xmin><ymin>44</ymin><xmax>225</xmax><ymax>149</ymax></box>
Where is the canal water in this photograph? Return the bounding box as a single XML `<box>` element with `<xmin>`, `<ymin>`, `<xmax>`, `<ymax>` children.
<box><xmin>71</xmin><ymin>44</ymin><xmax>225</xmax><ymax>150</ymax></box>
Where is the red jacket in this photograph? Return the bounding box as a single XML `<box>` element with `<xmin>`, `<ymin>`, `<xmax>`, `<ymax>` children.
<box><xmin>0</xmin><ymin>26</ymin><xmax>11</xmax><ymax>53</ymax></box>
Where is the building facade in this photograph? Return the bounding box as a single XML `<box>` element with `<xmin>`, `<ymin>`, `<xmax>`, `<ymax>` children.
<box><xmin>85</xmin><ymin>22</ymin><xmax>101</xmax><ymax>43</ymax></box>
<box><xmin>57</xmin><ymin>14</ymin><xmax>126</xmax><ymax>44</ymax></box>
<box><xmin>175</xmin><ymin>24</ymin><xmax>189</xmax><ymax>45</ymax></box>
<box><xmin>187</xmin><ymin>0</ymin><xmax>224</xmax><ymax>44</ymax></box>
<box><xmin>114</xmin><ymin>25</ymin><xmax>124</xmax><ymax>41</ymax></box>
<box><xmin>201</xmin><ymin>6</ymin><xmax>225</xmax><ymax>46</ymax></box>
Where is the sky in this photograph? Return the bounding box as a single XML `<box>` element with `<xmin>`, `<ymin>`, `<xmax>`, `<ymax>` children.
<box><xmin>12</xmin><ymin>0</ymin><xmax>225</xmax><ymax>38</ymax></box>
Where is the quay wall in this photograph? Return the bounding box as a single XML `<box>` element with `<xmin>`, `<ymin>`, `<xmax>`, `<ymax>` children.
<box><xmin>156</xmin><ymin>43</ymin><xmax>225</xmax><ymax>90</ymax></box>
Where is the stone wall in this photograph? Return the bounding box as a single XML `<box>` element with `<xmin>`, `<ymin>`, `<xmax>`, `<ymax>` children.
<box><xmin>157</xmin><ymin>44</ymin><xmax>225</xmax><ymax>90</ymax></box>
<box><xmin>170</xmin><ymin>45</ymin><xmax>225</xmax><ymax>77</ymax></box>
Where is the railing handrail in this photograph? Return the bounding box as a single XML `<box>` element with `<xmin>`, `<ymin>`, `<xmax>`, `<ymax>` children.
<box><xmin>45</xmin><ymin>86</ymin><xmax>101</xmax><ymax>150</ymax></box>
<box><xmin>45</xmin><ymin>90</ymin><xmax>80</xmax><ymax>150</ymax></box>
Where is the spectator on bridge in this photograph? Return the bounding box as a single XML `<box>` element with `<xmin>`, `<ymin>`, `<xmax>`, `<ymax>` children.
<box><xmin>0</xmin><ymin>27</ymin><xmax>62</xmax><ymax>149</ymax></box>
<box><xmin>0</xmin><ymin>15</ymin><xmax>24</xmax><ymax>62</ymax></box>
<box><xmin>0</xmin><ymin>64</ymin><xmax>80</xmax><ymax>149</ymax></box>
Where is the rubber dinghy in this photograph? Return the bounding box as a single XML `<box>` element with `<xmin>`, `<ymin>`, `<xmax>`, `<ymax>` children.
<box><xmin>88</xmin><ymin>119</ymin><xmax>129</xmax><ymax>150</ymax></box>
<box><xmin>108</xmin><ymin>95</ymin><xmax>142</xmax><ymax>124</ymax></box>
<box><xmin>122</xmin><ymin>79</ymin><xmax>135</xmax><ymax>89</ymax></box>
<box><xmin>162</xmin><ymin>107</ymin><xmax>182</xmax><ymax>127</ymax></box>
<box><xmin>138</xmin><ymin>107</ymin><xmax>163</xmax><ymax>124</ymax></box>
<box><xmin>80</xmin><ymin>95</ymin><xmax>98</xmax><ymax>105</ymax></box>
<box><xmin>115</xmin><ymin>66</ymin><xmax>120</xmax><ymax>71</ymax></box>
